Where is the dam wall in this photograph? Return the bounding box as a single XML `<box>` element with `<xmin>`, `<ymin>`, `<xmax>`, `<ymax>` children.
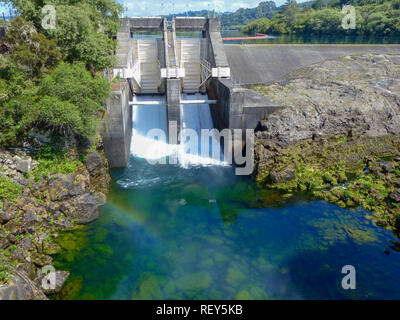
<box><xmin>225</xmin><ymin>44</ymin><xmax>400</xmax><ymax>86</ymax></box>
<box><xmin>209</xmin><ymin>78</ymin><xmax>282</xmax><ymax>133</ymax></box>
<box><xmin>103</xmin><ymin>80</ymin><xmax>132</xmax><ymax>168</ymax></box>
<box><xmin>103</xmin><ymin>16</ymin><xmax>400</xmax><ymax>168</ymax></box>
<box><xmin>207</xmin><ymin>44</ymin><xmax>400</xmax><ymax>136</ymax></box>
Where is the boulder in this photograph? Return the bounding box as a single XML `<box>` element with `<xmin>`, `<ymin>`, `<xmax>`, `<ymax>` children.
<box><xmin>0</xmin><ymin>231</ymin><xmax>9</xmax><ymax>249</ymax></box>
<box><xmin>67</xmin><ymin>192</ymin><xmax>106</xmax><ymax>224</ymax></box>
<box><xmin>21</xmin><ymin>210</ymin><xmax>41</xmax><ymax>226</ymax></box>
<box><xmin>269</xmin><ymin>166</ymin><xmax>296</xmax><ymax>184</ymax></box>
<box><xmin>39</xmin><ymin>271</ymin><xmax>70</xmax><ymax>295</ymax></box>
<box><xmin>14</xmin><ymin>156</ymin><xmax>32</xmax><ymax>174</ymax></box>
<box><xmin>389</xmin><ymin>190</ymin><xmax>400</xmax><ymax>203</ymax></box>
<box><xmin>85</xmin><ymin>150</ymin><xmax>104</xmax><ymax>176</ymax></box>
<box><xmin>4</xmin><ymin>220</ymin><xmax>25</xmax><ymax>235</ymax></box>
<box><xmin>0</xmin><ymin>208</ymin><xmax>15</xmax><ymax>224</ymax></box>
<box><xmin>381</xmin><ymin>161</ymin><xmax>395</xmax><ymax>173</ymax></box>
<box><xmin>0</xmin><ymin>270</ymin><xmax>47</xmax><ymax>300</ymax></box>
<box><xmin>48</xmin><ymin>173</ymin><xmax>88</xmax><ymax>201</ymax></box>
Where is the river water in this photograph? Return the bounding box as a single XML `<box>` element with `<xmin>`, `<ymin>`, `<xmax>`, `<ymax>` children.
<box><xmin>52</xmin><ymin>93</ymin><xmax>400</xmax><ymax>300</ymax></box>
<box><xmin>221</xmin><ymin>31</ymin><xmax>400</xmax><ymax>45</ymax></box>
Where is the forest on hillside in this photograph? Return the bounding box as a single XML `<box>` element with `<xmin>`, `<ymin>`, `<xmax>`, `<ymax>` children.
<box><xmin>243</xmin><ymin>0</ymin><xmax>400</xmax><ymax>35</ymax></box>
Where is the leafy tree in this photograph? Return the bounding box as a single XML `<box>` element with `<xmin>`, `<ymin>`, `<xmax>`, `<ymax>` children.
<box><xmin>243</xmin><ymin>0</ymin><xmax>400</xmax><ymax>36</ymax></box>
<box><xmin>312</xmin><ymin>0</ymin><xmax>326</xmax><ymax>10</ymax></box>
<box><xmin>37</xmin><ymin>62</ymin><xmax>110</xmax><ymax>137</ymax></box>
<box><xmin>5</xmin><ymin>17</ymin><xmax>61</xmax><ymax>77</ymax></box>
<box><xmin>0</xmin><ymin>61</ymin><xmax>110</xmax><ymax>145</ymax></box>
<box><xmin>282</xmin><ymin>0</ymin><xmax>299</xmax><ymax>28</ymax></box>
<box><xmin>5</xmin><ymin>0</ymin><xmax>123</xmax><ymax>71</ymax></box>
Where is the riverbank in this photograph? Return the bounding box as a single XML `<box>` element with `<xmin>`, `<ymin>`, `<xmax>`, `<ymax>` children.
<box><xmin>0</xmin><ymin>142</ymin><xmax>110</xmax><ymax>299</ymax></box>
<box><xmin>253</xmin><ymin>53</ymin><xmax>400</xmax><ymax>235</ymax></box>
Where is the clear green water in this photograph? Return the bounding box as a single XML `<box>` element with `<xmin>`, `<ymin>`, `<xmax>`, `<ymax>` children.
<box><xmin>54</xmin><ymin>158</ymin><xmax>400</xmax><ymax>300</ymax></box>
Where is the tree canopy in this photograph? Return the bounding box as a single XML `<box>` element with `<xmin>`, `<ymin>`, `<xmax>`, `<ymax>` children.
<box><xmin>4</xmin><ymin>0</ymin><xmax>123</xmax><ymax>71</ymax></box>
<box><xmin>0</xmin><ymin>0</ymin><xmax>121</xmax><ymax>147</ymax></box>
<box><xmin>243</xmin><ymin>0</ymin><xmax>400</xmax><ymax>36</ymax></box>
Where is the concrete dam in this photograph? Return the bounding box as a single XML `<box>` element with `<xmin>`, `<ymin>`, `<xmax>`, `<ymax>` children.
<box><xmin>103</xmin><ymin>17</ymin><xmax>400</xmax><ymax>168</ymax></box>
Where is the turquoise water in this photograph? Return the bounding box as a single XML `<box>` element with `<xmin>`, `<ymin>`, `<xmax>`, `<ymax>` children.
<box><xmin>54</xmin><ymin>158</ymin><xmax>400</xmax><ymax>300</ymax></box>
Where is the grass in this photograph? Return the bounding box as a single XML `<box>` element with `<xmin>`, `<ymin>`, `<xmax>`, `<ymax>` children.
<box><xmin>0</xmin><ymin>255</ymin><xmax>14</xmax><ymax>285</ymax></box>
<box><xmin>31</xmin><ymin>145</ymin><xmax>84</xmax><ymax>181</ymax></box>
<box><xmin>33</xmin><ymin>158</ymin><xmax>82</xmax><ymax>181</ymax></box>
<box><xmin>0</xmin><ymin>175</ymin><xmax>23</xmax><ymax>203</ymax></box>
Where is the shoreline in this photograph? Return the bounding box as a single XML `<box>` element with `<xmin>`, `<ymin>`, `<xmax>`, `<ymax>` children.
<box><xmin>0</xmin><ymin>144</ymin><xmax>111</xmax><ymax>299</ymax></box>
<box><xmin>253</xmin><ymin>52</ymin><xmax>400</xmax><ymax>235</ymax></box>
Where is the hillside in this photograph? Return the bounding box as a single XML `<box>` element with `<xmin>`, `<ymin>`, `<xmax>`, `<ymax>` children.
<box><xmin>162</xmin><ymin>1</ymin><xmax>279</xmax><ymax>29</ymax></box>
<box><xmin>243</xmin><ymin>0</ymin><xmax>400</xmax><ymax>36</ymax></box>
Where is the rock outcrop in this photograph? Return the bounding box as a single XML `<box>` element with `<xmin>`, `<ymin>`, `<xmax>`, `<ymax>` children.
<box><xmin>253</xmin><ymin>53</ymin><xmax>400</xmax><ymax>233</ymax></box>
<box><xmin>0</xmin><ymin>146</ymin><xmax>110</xmax><ymax>300</ymax></box>
<box><xmin>0</xmin><ymin>270</ymin><xmax>47</xmax><ymax>300</ymax></box>
<box><xmin>254</xmin><ymin>54</ymin><xmax>400</xmax><ymax>147</ymax></box>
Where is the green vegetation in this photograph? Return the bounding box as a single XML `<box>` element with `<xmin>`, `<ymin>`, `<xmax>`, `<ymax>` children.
<box><xmin>4</xmin><ymin>0</ymin><xmax>123</xmax><ymax>72</ymax></box>
<box><xmin>243</xmin><ymin>0</ymin><xmax>400</xmax><ymax>36</ymax></box>
<box><xmin>255</xmin><ymin>133</ymin><xmax>400</xmax><ymax>231</ymax></box>
<box><xmin>0</xmin><ymin>57</ymin><xmax>110</xmax><ymax>146</ymax></box>
<box><xmin>221</xmin><ymin>1</ymin><xmax>278</xmax><ymax>29</ymax></box>
<box><xmin>0</xmin><ymin>175</ymin><xmax>23</xmax><ymax>203</ymax></box>
<box><xmin>0</xmin><ymin>1</ymin><xmax>120</xmax><ymax>148</ymax></box>
<box><xmin>0</xmin><ymin>258</ymin><xmax>14</xmax><ymax>285</ymax></box>
<box><xmin>33</xmin><ymin>156</ymin><xmax>83</xmax><ymax>182</ymax></box>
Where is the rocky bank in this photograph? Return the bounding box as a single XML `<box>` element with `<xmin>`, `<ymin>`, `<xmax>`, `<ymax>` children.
<box><xmin>0</xmin><ymin>147</ymin><xmax>110</xmax><ymax>299</ymax></box>
<box><xmin>253</xmin><ymin>53</ymin><xmax>400</xmax><ymax>236</ymax></box>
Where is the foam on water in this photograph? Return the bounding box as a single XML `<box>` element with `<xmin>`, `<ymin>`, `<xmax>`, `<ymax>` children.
<box><xmin>130</xmin><ymin>93</ymin><xmax>228</xmax><ymax>168</ymax></box>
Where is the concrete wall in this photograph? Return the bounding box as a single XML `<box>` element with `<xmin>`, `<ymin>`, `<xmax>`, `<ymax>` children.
<box><xmin>207</xmin><ymin>44</ymin><xmax>400</xmax><ymax>135</ymax></box>
<box><xmin>166</xmin><ymin>79</ymin><xmax>181</xmax><ymax>143</ymax></box>
<box><xmin>225</xmin><ymin>44</ymin><xmax>400</xmax><ymax>85</ymax></box>
<box><xmin>205</xmin><ymin>19</ymin><xmax>230</xmax><ymax>69</ymax></box>
<box><xmin>208</xmin><ymin>78</ymin><xmax>283</xmax><ymax>132</ymax></box>
<box><xmin>103</xmin><ymin>80</ymin><xmax>132</xmax><ymax>168</ymax></box>
<box><xmin>120</xmin><ymin>17</ymin><xmax>164</xmax><ymax>32</ymax></box>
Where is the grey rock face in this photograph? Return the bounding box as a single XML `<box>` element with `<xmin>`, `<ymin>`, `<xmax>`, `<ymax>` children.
<box><xmin>14</xmin><ymin>156</ymin><xmax>32</xmax><ymax>174</ymax></box>
<box><xmin>255</xmin><ymin>54</ymin><xmax>400</xmax><ymax>147</ymax></box>
<box><xmin>0</xmin><ymin>271</ymin><xmax>47</xmax><ymax>300</ymax></box>
<box><xmin>48</xmin><ymin>173</ymin><xmax>89</xmax><ymax>201</ymax></box>
<box><xmin>389</xmin><ymin>190</ymin><xmax>400</xmax><ymax>203</ymax></box>
<box><xmin>85</xmin><ymin>150</ymin><xmax>105</xmax><ymax>175</ymax></box>
<box><xmin>38</xmin><ymin>271</ymin><xmax>70</xmax><ymax>295</ymax></box>
<box><xmin>269</xmin><ymin>166</ymin><xmax>296</xmax><ymax>184</ymax></box>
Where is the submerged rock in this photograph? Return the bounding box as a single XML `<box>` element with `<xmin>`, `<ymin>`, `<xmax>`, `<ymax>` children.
<box><xmin>175</xmin><ymin>271</ymin><xmax>212</xmax><ymax>291</ymax></box>
<box><xmin>235</xmin><ymin>290</ymin><xmax>252</xmax><ymax>300</ymax></box>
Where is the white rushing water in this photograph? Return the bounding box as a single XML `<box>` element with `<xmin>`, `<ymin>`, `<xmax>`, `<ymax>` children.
<box><xmin>130</xmin><ymin>93</ymin><xmax>227</xmax><ymax>168</ymax></box>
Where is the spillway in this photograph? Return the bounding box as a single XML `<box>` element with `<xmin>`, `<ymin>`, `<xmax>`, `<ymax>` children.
<box><xmin>130</xmin><ymin>94</ymin><xmax>227</xmax><ymax>168</ymax></box>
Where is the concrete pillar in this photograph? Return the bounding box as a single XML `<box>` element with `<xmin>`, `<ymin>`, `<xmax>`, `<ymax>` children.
<box><xmin>103</xmin><ymin>80</ymin><xmax>132</xmax><ymax>168</ymax></box>
<box><xmin>166</xmin><ymin>78</ymin><xmax>181</xmax><ymax>144</ymax></box>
